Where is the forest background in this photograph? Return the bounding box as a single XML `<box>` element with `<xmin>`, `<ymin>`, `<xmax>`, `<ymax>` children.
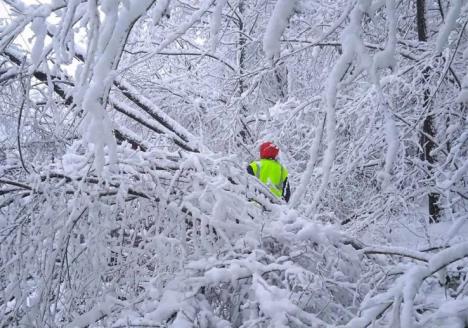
<box><xmin>0</xmin><ymin>0</ymin><xmax>468</xmax><ymax>327</ymax></box>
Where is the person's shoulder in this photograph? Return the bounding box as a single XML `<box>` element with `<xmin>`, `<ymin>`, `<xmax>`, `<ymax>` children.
<box><xmin>248</xmin><ymin>160</ymin><xmax>260</xmax><ymax>169</ymax></box>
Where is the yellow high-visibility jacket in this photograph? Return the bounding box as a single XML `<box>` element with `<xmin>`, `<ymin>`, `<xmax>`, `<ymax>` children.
<box><xmin>247</xmin><ymin>159</ymin><xmax>290</xmax><ymax>201</ymax></box>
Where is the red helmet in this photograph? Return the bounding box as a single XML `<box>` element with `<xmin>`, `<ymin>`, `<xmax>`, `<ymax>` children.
<box><xmin>260</xmin><ymin>141</ymin><xmax>279</xmax><ymax>159</ymax></box>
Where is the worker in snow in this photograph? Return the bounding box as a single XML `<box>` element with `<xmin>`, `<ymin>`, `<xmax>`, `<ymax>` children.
<box><xmin>247</xmin><ymin>141</ymin><xmax>290</xmax><ymax>202</ymax></box>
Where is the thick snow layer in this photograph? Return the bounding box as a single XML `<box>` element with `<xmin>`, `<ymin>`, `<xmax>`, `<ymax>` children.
<box><xmin>64</xmin><ymin>295</ymin><xmax>122</xmax><ymax>328</ymax></box>
<box><xmin>436</xmin><ymin>0</ymin><xmax>462</xmax><ymax>53</ymax></box>
<box><xmin>372</xmin><ymin>0</ymin><xmax>396</xmax><ymax>76</ymax></box>
<box><xmin>428</xmin><ymin>298</ymin><xmax>468</xmax><ymax>327</ymax></box>
<box><xmin>263</xmin><ymin>0</ymin><xmax>296</xmax><ymax>61</ymax></box>
<box><xmin>30</xmin><ymin>16</ymin><xmax>47</xmax><ymax>65</ymax></box>
<box><xmin>151</xmin><ymin>0</ymin><xmax>170</xmax><ymax>25</ymax></box>
<box><xmin>209</xmin><ymin>0</ymin><xmax>228</xmax><ymax>51</ymax></box>
<box><xmin>145</xmin><ymin>290</ymin><xmax>184</xmax><ymax>322</ymax></box>
<box><xmin>381</xmin><ymin>109</ymin><xmax>399</xmax><ymax>190</ymax></box>
<box><xmin>80</xmin><ymin>1</ymin><xmax>155</xmax><ymax>174</ymax></box>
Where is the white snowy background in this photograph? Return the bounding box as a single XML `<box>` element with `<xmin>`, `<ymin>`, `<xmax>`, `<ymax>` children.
<box><xmin>0</xmin><ymin>0</ymin><xmax>467</xmax><ymax>327</ymax></box>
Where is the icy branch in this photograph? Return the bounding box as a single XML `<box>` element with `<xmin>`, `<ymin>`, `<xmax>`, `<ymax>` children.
<box><xmin>263</xmin><ymin>0</ymin><xmax>296</xmax><ymax>61</ymax></box>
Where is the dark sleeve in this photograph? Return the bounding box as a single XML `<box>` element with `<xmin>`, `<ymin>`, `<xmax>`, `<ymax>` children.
<box><xmin>246</xmin><ymin>164</ymin><xmax>254</xmax><ymax>176</ymax></box>
<box><xmin>282</xmin><ymin>178</ymin><xmax>291</xmax><ymax>202</ymax></box>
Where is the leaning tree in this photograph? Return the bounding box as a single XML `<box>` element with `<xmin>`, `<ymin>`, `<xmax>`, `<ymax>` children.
<box><xmin>1</xmin><ymin>0</ymin><xmax>468</xmax><ymax>327</ymax></box>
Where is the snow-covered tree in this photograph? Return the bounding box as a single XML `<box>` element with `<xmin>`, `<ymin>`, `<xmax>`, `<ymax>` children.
<box><xmin>1</xmin><ymin>0</ymin><xmax>467</xmax><ymax>327</ymax></box>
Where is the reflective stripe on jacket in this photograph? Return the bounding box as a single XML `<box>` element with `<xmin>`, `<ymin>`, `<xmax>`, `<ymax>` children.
<box><xmin>248</xmin><ymin>159</ymin><xmax>288</xmax><ymax>198</ymax></box>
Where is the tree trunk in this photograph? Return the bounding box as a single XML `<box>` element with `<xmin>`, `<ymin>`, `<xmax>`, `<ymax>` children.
<box><xmin>417</xmin><ymin>0</ymin><xmax>440</xmax><ymax>223</ymax></box>
<box><xmin>237</xmin><ymin>0</ymin><xmax>254</xmax><ymax>144</ymax></box>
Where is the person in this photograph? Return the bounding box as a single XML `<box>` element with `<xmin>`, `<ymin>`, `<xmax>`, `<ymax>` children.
<box><xmin>247</xmin><ymin>141</ymin><xmax>290</xmax><ymax>202</ymax></box>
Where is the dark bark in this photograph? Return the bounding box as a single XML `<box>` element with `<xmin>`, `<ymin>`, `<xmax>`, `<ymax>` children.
<box><xmin>416</xmin><ymin>0</ymin><xmax>440</xmax><ymax>223</ymax></box>
<box><xmin>274</xmin><ymin>64</ymin><xmax>288</xmax><ymax>99</ymax></box>
<box><xmin>113</xmin><ymin>129</ymin><xmax>147</xmax><ymax>151</ymax></box>
<box><xmin>416</xmin><ymin>0</ymin><xmax>427</xmax><ymax>42</ymax></box>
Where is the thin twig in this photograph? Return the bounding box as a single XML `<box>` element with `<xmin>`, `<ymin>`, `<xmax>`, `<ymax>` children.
<box><xmin>17</xmin><ymin>56</ymin><xmax>30</xmax><ymax>174</ymax></box>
